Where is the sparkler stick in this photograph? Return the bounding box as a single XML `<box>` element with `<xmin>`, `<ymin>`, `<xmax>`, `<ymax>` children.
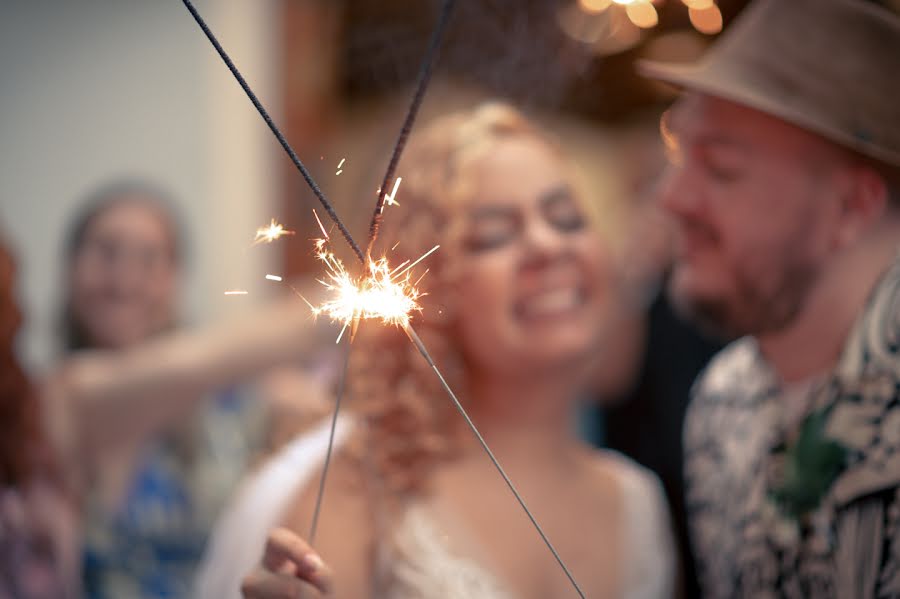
<box><xmin>402</xmin><ymin>324</ymin><xmax>587</xmax><ymax>599</ymax></box>
<box><xmin>180</xmin><ymin>0</ymin><xmax>365</xmax><ymax>264</ymax></box>
<box><xmin>365</xmin><ymin>0</ymin><xmax>457</xmax><ymax>257</ymax></box>
<box><xmin>308</xmin><ymin>338</ymin><xmax>352</xmax><ymax>546</ymax></box>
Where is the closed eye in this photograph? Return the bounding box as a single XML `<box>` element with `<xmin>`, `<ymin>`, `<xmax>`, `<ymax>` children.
<box><xmin>463</xmin><ymin>206</ymin><xmax>520</xmax><ymax>253</ymax></box>
<box><xmin>541</xmin><ymin>186</ymin><xmax>585</xmax><ymax>233</ymax></box>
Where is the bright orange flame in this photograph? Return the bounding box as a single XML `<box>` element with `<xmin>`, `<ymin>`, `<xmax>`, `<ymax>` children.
<box><xmin>253</xmin><ymin>218</ymin><xmax>295</xmax><ymax>244</ymax></box>
<box><xmin>307</xmin><ymin>235</ymin><xmax>439</xmax><ymax>339</ymax></box>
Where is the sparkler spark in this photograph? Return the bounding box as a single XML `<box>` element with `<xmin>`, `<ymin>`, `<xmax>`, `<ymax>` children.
<box><xmin>265</xmin><ymin>274</ymin><xmax>283</xmax><ymax>282</ymax></box>
<box><xmin>385</xmin><ymin>176</ymin><xmax>402</xmax><ymax>207</ymax></box>
<box><xmin>309</xmin><ymin>237</ymin><xmax>437</xmax><ymax>330</ymax></box>
<box><xmin>253</xmin><ymin>218</ymin><xmax>295</xmax><ymax>244</ymax></box>
<box><xmin>224</xmin><ymin>289</ymin><xmax>248</xmax><ymax>296</ymax></box>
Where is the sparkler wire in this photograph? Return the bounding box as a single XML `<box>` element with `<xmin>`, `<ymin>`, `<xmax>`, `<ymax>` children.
<box><xmin>307</xmin><ymin>335</ymin><xmax>353</xmax><ymax>547</ymax></box>
<box><xmin>180</xmin><ymin>2</ymin><xmax>585</xmax><ymax>595</ymax></box>
<box><xmin>366</xmin><ymin>0</ymin><xmax>457</xmax><ymax>257</ymax></box>
<box><xmin>180</xmin><ymin>0</ymin><xmax>365</xmax><ymax>264</ymax></box>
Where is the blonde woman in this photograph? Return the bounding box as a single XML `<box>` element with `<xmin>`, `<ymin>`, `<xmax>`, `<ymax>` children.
<box><xmin>205</xmin><ymin>102</ymin><xmax>676</xmax><ymax>599</ymax></box>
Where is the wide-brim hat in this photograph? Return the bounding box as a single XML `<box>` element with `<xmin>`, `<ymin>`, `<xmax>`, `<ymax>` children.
<box><xmin>638</xmin><ymin>0</ymin><xmax>900</xmax><ymax>167</ymax></box>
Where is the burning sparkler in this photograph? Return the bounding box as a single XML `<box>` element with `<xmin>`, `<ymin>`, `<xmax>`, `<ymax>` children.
<box><xmin>183</xmin><ymin>2</ymin><xmax>584</xmax><ymax>594</ymax></box>
<box><xmin>303</xmin><ymin>210</ymin><xmax>438</xmax><ymax>342</ymax></box>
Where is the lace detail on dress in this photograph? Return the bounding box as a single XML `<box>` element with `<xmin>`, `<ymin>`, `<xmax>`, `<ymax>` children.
<box><xmin>376</xmin><ymin>457</ymin><xmax>676</xmax><ymax>599</ymax></box>
<box><xmin>377</xmin><ymin>504</ymin><xmax>515</xmax><ymax>599</ymax></box>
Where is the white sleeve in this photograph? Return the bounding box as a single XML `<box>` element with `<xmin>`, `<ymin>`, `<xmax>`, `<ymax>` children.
<box><xmin>615</xmin><ymin>458</ymin><xmax>677</xmax><ymax>599</ymax></box>
<box><xmin>192</xmin><ymin>416</ymin><xmax>353</xmax><ymax>599</ymax></box>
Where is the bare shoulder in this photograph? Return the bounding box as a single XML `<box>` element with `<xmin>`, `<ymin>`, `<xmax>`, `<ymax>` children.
<box><xmin>577</xmin><ymin>446</ymin><xmax>667</xmax><ymax>506</ymax></box>
<box><xmin>578</xmin><ymin>447</ymin><xmax>677</xmax><ymax>594</ymax></box>
<box><xmin>279</xmin><ymin>449</ymin><xmax>376</xmax><ymax>599</ymax></box>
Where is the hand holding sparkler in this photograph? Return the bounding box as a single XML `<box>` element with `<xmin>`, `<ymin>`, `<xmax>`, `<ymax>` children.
<box><xmin>241</xmin><ymin>528</ymin><xmax>333</xmax><ymax>599</ymax></box>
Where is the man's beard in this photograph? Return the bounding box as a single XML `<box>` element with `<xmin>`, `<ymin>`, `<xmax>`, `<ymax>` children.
<box><xmin>668</xmin><ymin>256</ymin><xmax>821</xmax><ymax>341</ymax></box>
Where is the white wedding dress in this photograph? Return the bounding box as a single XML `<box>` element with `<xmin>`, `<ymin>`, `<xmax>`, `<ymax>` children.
<box><xmin>194</xmin><ymin>418</ymin><xmax>675</xmax><ymax>599</ymax></box>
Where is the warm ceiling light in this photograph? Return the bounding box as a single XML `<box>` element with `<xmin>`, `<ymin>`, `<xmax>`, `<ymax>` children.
<box><xmin>689</xmin><ymin>5</ymin><xmax>723</xmax><ymax>34</ymax></box>
<box><xmin>579</xmin><ymin>0</ymin><xmax>613</xmax><ymax>13</ymax></box>
<box><xmin>626</xmin><ymin>2</ymin><xmax>659</xmax><ymax>28</ymax></box>
<box><xmin>682</xmin><ymin>0</ymin><xmax>715</xmax><ymax>9</ymax></box>
<box><xmin>564</xmin><ymin>0</ymin><xmax>723</xmax><ymax>53</ymax></box>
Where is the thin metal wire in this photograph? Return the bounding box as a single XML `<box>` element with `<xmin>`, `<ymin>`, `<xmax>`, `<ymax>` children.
<box><xmin>403</xmin><ymin>324</ymin><xmax>587</xmax><ymax>599</ymax></box>
<box><xmin>307</xmin><ymin>335</ymin><xmax>353</xmax><ymax>546</ymax></box>
<box><xmin>365</xmin><ymin>0</ymin><xmax>456</xmax><ymax>258</ymax></box>
<box><xmin>180</xmin><ymin>0</ymin><xmax>365</xmax><ymax>264</ymax></box>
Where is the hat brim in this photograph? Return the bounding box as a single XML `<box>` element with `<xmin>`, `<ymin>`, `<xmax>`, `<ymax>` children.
<box><xmin>637</xmin><ymin>59</ymin><xmax>900</xmax><ymax>167</ymax></box>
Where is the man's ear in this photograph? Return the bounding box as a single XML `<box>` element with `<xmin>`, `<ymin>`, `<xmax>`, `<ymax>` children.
<box><xmin>833</xmin><ymin>164</ymin><xmax>889</xmax><ymax>249</ymax></box>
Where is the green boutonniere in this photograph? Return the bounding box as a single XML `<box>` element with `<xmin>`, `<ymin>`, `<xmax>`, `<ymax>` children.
<box><xmin>769</xmin><ymin>406</ymin><xmax>849</xmax><ymax>520</ymax></box>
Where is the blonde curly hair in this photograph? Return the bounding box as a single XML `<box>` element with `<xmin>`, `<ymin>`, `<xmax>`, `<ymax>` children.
<box><xmin>347</xmin><ymin>102</ymin><xmax>570</xmax><ymax>497</ymax></box>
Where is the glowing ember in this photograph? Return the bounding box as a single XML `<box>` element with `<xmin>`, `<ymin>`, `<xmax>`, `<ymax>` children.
<box><xmin>384</xmin><ymin>177</ymin><xmax>402</xmax><ymax>207</ymax></box>
<box><xmin>253</xmin><ymin>218</ymin><xmax>295</xmax><ymax>244</ymax></box>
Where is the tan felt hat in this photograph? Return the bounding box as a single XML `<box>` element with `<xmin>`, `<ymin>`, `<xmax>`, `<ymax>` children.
<box><xmin>639</xmin><ymin>0</ymin><xmax>900</xmax><ymax>166</ymax></box>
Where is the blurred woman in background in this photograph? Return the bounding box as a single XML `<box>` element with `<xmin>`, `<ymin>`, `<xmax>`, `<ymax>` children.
<box><xmin>42</xmin><ymin>181</ymin><xmax>330</xmax><ymax>598</ymax></box>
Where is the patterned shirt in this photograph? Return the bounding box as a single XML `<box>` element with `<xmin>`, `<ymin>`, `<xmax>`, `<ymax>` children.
<box><xmin>685</xmin><ymin>257</ymin><xmax>900</xmax><ymax>598</ymax></box>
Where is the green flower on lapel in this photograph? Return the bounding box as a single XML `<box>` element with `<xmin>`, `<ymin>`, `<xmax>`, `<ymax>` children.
<box><xmin>770</xmin><ymin>406</ymin><xmax>849</xmax><ymax>520</ymax></box>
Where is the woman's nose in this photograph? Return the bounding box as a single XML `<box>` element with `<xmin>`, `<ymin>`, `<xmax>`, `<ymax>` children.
<box><xmin>521</xmin><ymin>217</ymin><xmax>567</xmax><ymax>267</ymax></box>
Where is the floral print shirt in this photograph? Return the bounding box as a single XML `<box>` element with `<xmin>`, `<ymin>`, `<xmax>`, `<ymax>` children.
<box><xmin>685</xmin><ymin>257</ymin><xmax>900</xmax><ymax>598</ymax></box>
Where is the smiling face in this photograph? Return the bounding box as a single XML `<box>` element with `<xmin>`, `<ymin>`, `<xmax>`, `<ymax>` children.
<box><xmin>445</xmin><ymin>135</ymin><xmax>611</xmax><ymax>378</ymax></box>
<box><xmin>68</xmin><ymin>197</ymin><xmax>179</xmax><ymax>350</ymax></box>
<box><xmin>346</xmin><ymin>104</ymin><xmax>616</xmax><ymax>494</ymax></box>
<box><xmin>657</xmin><ymin>93</ymin><xmax>859</xmax><ymax>339</ymax></box>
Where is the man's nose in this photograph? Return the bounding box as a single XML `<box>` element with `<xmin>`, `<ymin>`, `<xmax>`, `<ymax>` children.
<box><xmin>657</xmin><ymin>162</ymin><xmax>704</xmax><ymax>221</ymax></box>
